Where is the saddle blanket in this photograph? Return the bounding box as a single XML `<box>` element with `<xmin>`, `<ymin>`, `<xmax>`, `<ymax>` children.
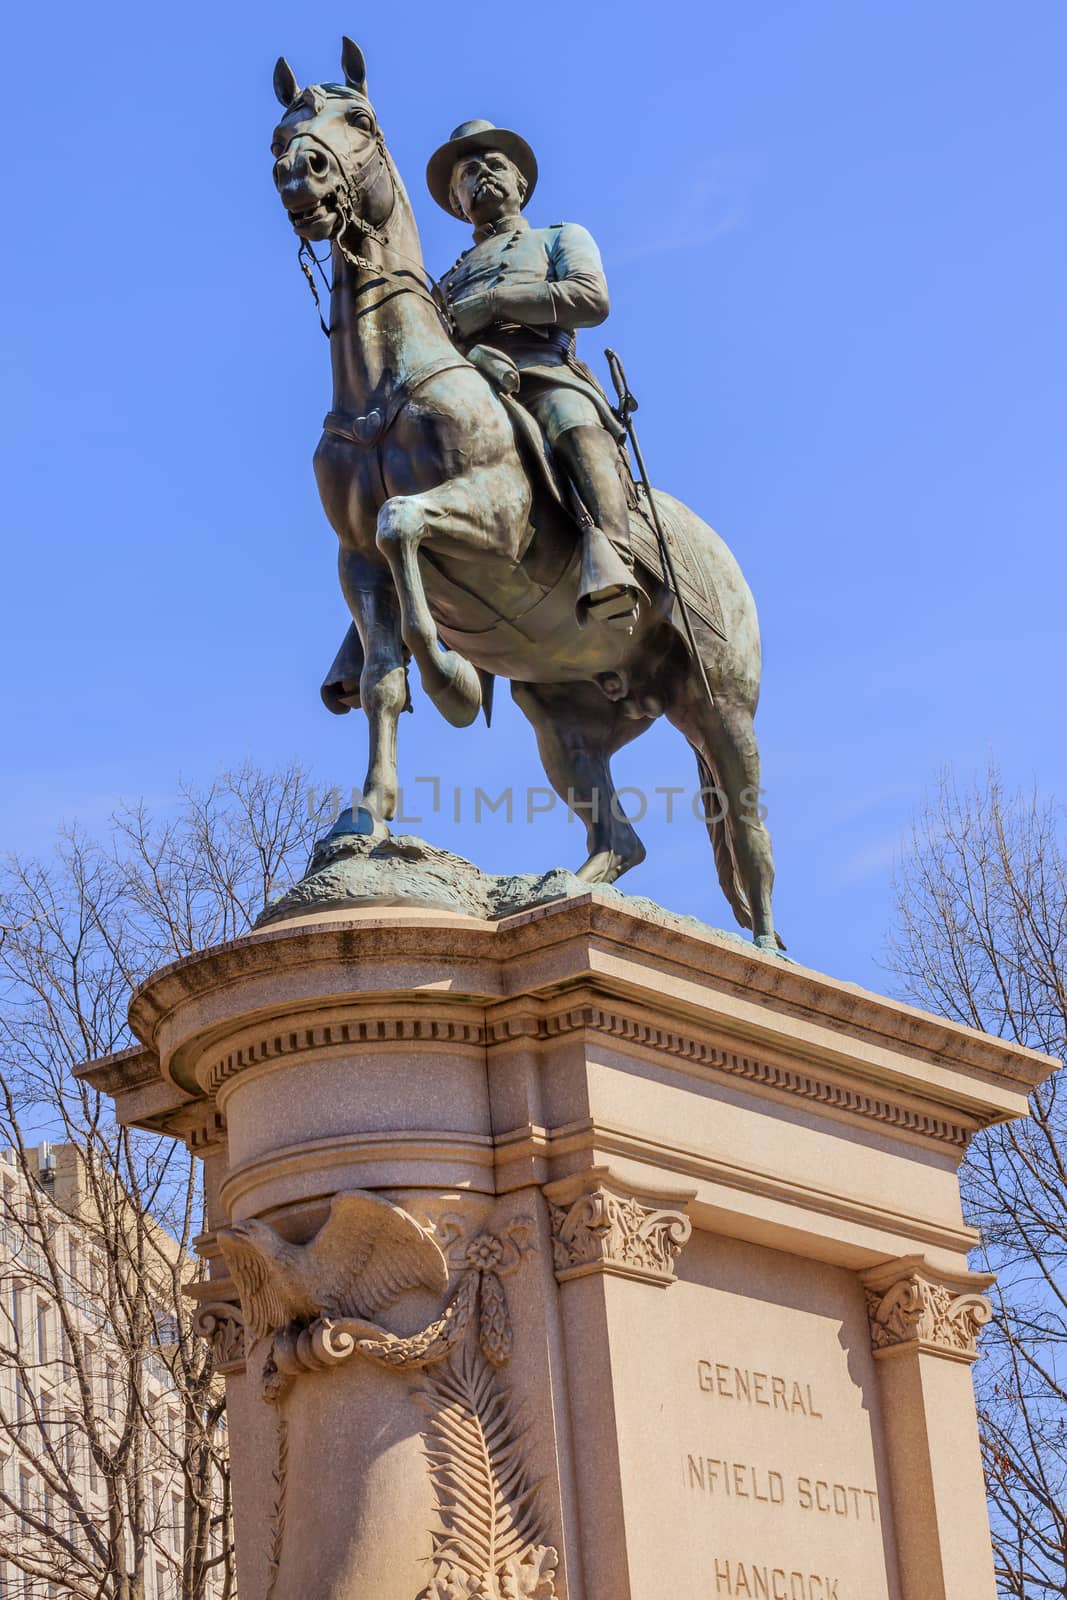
<box><xmin>631</xmin><ymin>489</ymin><xmax>728</xmax><ymax>642</ymax></box>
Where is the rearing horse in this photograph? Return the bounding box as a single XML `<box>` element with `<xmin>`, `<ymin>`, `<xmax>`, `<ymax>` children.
<box><xmin>270</xmin><ymin>38</ymin><xmax>781</xmax><ymax>950</ymax></box>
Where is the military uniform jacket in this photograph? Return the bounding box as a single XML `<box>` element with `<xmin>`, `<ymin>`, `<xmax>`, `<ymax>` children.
<box><xmin>438</xmin><ymin>215</ymin><xmax>624</xmax><ymax>437</ymax></box>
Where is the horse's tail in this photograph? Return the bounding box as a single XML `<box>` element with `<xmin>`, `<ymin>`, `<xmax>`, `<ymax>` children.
<box><xmin>690</xmin><ymin>744</ymin><xmax>753</xmax><ymax>935</ymax></box>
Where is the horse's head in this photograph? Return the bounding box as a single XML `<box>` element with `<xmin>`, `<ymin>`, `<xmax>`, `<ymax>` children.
<box><xmin>270</xmin><ymin>38</ymin><xmax>392</xmax><ymax>244</ymax></box>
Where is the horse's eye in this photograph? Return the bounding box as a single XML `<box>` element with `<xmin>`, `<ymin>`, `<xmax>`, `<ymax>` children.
<box><xmin>347</xmin><ymin>109</ymin><xmax>374</xmax><ymax>132</ymax></box>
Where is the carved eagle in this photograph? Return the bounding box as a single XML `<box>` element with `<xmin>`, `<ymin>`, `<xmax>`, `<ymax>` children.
<box><xmin>217</xmin><ymin>1190</ymin><xmax>449</xmax><ymax>1342</ymax></box>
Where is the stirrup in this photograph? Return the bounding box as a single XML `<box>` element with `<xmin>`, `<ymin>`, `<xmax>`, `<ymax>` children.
<box><xmin>582</xmin><ymin>583</ymin><xmax>640</xmax><ymax>630</ymax></box>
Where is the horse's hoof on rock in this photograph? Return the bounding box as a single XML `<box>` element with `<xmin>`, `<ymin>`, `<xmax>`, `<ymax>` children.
<box><xmin>574</xmin><ymin>842</ymin><xmax>645</xmax><ymax>885</ymax></box>
<box><xmin>321</xmin><ymin>804</ymin><xmax>390</xmax><ymax>844</ymax></box>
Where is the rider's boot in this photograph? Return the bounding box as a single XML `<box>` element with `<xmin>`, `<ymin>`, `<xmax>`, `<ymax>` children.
<box><xmin>557</xmin><ymin>426</ymin><xmax>646</xmax><ymax>630</ymax></box>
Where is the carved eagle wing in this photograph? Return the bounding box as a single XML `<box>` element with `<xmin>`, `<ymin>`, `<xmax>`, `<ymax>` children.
<box><xmin>216</xmin><ymin>1228</ymin><xmax>306</xmax><ymax>1342</ymax></box>
<box><xmin>305</xmin><ymin>1191</ymin><xmax>449</xmax><ymax>1318</ymax></box>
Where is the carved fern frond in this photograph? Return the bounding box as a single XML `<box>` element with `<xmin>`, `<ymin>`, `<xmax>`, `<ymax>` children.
<box><xmin>418</xmin><ymin>1346</ymin><xmax>546</xmax><ymax>1584</ymax></box>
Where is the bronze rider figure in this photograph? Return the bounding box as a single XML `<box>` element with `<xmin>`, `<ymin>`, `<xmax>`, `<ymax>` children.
<box><xmin>427</xmin><ymin>119</ymin><xmax>642</xmax><ymax>630</ymax></box>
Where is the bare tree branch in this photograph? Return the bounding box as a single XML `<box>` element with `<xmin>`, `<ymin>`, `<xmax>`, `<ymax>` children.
<box><xmin>888</xmin><ymin>767</ymin><xmax>1067</xmax><ymax>1599</ymax></box>
<box><xmin>0</xmin><ymin>760</ymin><xmax>321</xmax><ymax>1598</ymax></box>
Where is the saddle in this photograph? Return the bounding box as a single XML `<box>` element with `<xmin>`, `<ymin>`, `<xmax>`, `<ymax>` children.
<box><xmin>320</xmin><ymin>346</ymin><xmax>726</xmax><ymax>718</ymax></box>
<box><xmin>465</xmin><ymin>344</ymin><xmax>727</xmax><ymax>646</ymax></box>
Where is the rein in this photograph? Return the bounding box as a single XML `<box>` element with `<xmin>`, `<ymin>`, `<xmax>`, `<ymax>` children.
<box><xmin>290</xmin><ymin>129</ymin><xmax>452</xmax><ymax>340</ymax></box>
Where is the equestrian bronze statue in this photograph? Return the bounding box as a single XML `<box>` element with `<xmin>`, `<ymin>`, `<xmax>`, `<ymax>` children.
<box><xmin>270</xmin><ymin>38</ymin><xmax>781</xmax><ymax>950</ymax></box>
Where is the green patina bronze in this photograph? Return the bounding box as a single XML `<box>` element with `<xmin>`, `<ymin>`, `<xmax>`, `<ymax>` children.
<box><xmin>269</xmin><ymin>39</ymin><xmax>781</xmax><ymax>949</ymax></box>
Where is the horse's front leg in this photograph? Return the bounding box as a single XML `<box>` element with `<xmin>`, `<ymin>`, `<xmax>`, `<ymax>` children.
<box><xmin>375</xmin><ymin>474</ymin><xmax>503</xmax><ymax>729</ymax></box>
<box><xmin>338</xmin><ymin>547</ymin><xmax>407</xmax><ymax>825</ymax></box>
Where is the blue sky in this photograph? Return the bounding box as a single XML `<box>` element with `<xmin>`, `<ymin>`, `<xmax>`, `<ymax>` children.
<box><xmin>3</xmin><ymin>0</ymin><xmax>1065</xmax><ymax>988</ymax></box>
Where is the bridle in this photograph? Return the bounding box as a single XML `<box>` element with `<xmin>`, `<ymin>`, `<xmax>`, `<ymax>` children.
<box><xmin>278</xmin><ymin>103</ymin><xmax>452</xmax><ymax>339</ymax></box>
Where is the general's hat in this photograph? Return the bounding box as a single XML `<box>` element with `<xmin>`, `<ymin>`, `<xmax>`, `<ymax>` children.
<box><xmin>426</xmin><ymin>120</ymin><xmax>538</xmax><ymax>217</ymax></box>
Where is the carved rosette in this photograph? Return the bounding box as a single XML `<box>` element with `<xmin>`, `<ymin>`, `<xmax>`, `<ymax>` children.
<box><xmin>546</xmin><ymin>1175</ymin><xmax>693</xmax><ymax>1286</ymax></box>
<box><xmin>191</xmin><ymin>1300</ymin><xmax>247</xmax><ymax>1375</ymax></box>
<box><xmin>862</xmin><ymin>1258</ymin><xmax>994</xmax><ymax>1363</ymax></box>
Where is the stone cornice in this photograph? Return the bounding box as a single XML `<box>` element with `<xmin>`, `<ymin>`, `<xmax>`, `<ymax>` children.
<box><xmin>77</xmin><ymin>899</ymin><xmax>1055</xmax><ymax>1150</ymax></box>
<box><xmin>861</xmin><ymin>1255</ymin><xmax>995</xmax><ymax>1363</ymax></box>
<box><xmin>82</xmin><ymin>992</ymin><xmax>999</xmax><ymax>1166</ymax></box>
<box><xmin>489</xmin><ymin>1005</ymin><xmax>974</xmax><ymax>1149</ymax></box>
<box><xmin>109</xmin><ymin>897</ymin><xmax>1052</xmax><ymax>1094</ymax></box>
<box><xmin>111</xmin><ymin>994</ymin><xmax>979</xmax><ymax>1157</ymax></box>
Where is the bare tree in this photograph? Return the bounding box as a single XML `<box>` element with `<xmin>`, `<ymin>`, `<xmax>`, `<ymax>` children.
<box><xmin>888</xmin><ymin>767</ymin><xmax>1067</xmax><ymax>1599</ymax></box>
<box><xmin>0</xmin><ymin>762</ymin><xmax>323</xmax><ymax>1598</ymax></box>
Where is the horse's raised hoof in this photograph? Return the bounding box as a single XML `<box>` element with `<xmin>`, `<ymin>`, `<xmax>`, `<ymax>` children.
<box><xmin>429</xmin><ymin>652</ymin><xmax>482</xmax><ymax>728</ymax></box>
<box><xmin>574</xmin><ymin>839</ymin><xmax>646</xmax><ymax>885</ymax></box>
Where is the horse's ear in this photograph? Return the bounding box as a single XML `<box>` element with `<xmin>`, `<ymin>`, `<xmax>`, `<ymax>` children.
<box><xmin>341</xmin><ymin>37</ymin><xmax>368</xmax><ymax>96</ymax></box>
<box><xmin>273</xmin><ymin>56</ymin><xmax>299</xmax><ymax>108</ymax></box>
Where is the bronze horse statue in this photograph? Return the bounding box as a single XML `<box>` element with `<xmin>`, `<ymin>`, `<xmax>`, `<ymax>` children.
<box><xmin>270</xmin><ymin>39</ymin><xmax>781</xmax><ymax>950</ymax></box>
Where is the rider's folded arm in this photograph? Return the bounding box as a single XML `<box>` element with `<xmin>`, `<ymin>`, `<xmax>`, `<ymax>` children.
<box><xmin>489</xmin><ymin>272</ymin><xmax>609</xmax><ymax>329</ymax></box>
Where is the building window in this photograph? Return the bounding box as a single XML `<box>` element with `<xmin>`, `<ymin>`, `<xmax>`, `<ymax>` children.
<box><xmin>154</xmin><ymin>1312</ymin><xmax>180</xmax><ymax>1346</ymax></box>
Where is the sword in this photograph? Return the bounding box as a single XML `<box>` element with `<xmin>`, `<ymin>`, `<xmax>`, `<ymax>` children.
<box><xmin>605</xmin><ymin>348</ymin><xmax>716</xmax><ymax>710</ymax></box>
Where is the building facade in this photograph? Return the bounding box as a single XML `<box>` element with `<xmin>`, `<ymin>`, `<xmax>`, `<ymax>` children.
<box><xmin>0</xmin><ymin>1143</ymin><xmax>228</xmax><ymax>1599</ymax></box>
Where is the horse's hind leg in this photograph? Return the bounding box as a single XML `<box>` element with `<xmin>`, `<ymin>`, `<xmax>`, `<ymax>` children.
<box><xmin>512</xmin><ymin>681</ymin><xmax>651</xmax><ymax>883</ymax></box>
<box><xmin>666</xmin><ymin>677</ymin><xmax>779</xmax><ymax>949</ymax></box>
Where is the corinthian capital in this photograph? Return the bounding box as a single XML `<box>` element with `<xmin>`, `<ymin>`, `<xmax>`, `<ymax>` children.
<box><xmin>545</xmin><ymin>1169</ymin><xmax>693</xmax><ymax>1287</ymax></box>
<box><xmin>861</xmin><ymin>1256</ymin><xmax>994</xmax><ymax>1363</ymax></box>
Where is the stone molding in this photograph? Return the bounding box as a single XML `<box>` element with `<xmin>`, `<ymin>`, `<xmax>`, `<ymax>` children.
<box><xmin>186</xmin><ymin>1108</ymin><xmax>226</xmax><ymax>1153</ymax></box>
<box><xmin>861</xmin><ymin>1256</ymin><xmax>995</xmax><ymax>1363</ymax></box>
<box><xmin>545</xmin><ymin>1169</ymin><xmax>694</xmax><ymax>1286</ymax></box>
<box><xmin>207</xmin><ymin>1015</ymin><xmax>484</xmax><ymax>1096</ymax></box>
<box><xmin>491</xmin><ymin>1007</ymin><xmax>973</xmax><ymax>1148</ymax></box>
<box><xmin>114</xmin><ymin>896</ymin><xmax>1055</xmax><ymax>1097</ymax></box>
<box><xmin>497</xmin><ymin>1118</ymin><xmax>979</xmax><ymax>1259</ymax></box>
<box><xmin>219</xmin><ymin>1128</ymin><xmax>497</xmax><ymax>1213</ymax></box>
<box><xmin>203</xmin><ymin>999</ymin><xmax>971</xmax><ymax>1153</ymax></box>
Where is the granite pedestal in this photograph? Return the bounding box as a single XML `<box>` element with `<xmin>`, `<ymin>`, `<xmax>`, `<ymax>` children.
<box><xmin>84</xmin><ymin>885</ymin><xmax>1054</xmax><ymax>1600</ymax></box>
